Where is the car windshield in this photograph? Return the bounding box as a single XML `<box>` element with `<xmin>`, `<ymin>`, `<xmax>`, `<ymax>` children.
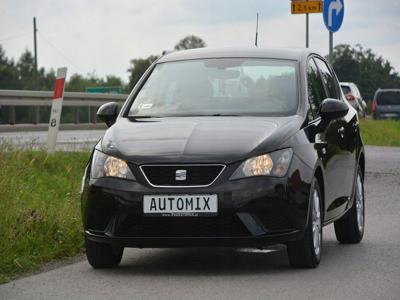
<box><xmin>377</xmin><ymin>91</ymin><xmax>400</xmax><ymax>105</ymax></box>
<box><xmin>128</xmin><ymin>58</ymin><xmax>298</xmax><ymax>117</ymax></box>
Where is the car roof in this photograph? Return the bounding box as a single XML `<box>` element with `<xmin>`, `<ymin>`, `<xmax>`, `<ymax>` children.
<box><xmin>376</xmin><ymin>88</ymin><xmax>400</xmax><ymax>92</ymax></box>
<box><xmin>340</xmin><ymin>82</ymin><xmax>354</xmax><ymax>86</ymax></box>
<box><xmin>157</xmin><ymin>47</ymin><xmax>315</xmax><ymax>63</ymax></box>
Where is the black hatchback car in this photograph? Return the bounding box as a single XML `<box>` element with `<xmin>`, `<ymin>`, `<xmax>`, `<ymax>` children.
<box><xmin>81</xmin><ymin>48</ymin><xmax>365</xmax><ymax>269</ymax></box>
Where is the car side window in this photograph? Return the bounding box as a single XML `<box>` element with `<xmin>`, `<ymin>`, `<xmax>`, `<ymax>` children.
<box><xmin>314</xmin><ymin>57</ymin><xmax>339</xmax><ymax>100</ymax></box>
<box><xmin>307</xmin><ymin>58</ymin><xmax>326</xmax><ymax>119</ymax></box>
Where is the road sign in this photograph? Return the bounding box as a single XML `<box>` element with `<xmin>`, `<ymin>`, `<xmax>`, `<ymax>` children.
<box><xmin>323</xmin><ymin>0</ymin><xmax>344</xmax><ymax>32</ymax></box>
<box><xmin>86</xmin><ymin>86</ymin><xmax>122</xmax><ymax>94</ymax></box>
<box><xmin>47</xmin><ymin>67</ymin><xmax>67</xmax><ymax>153</ymax></box>
<box><xmin>291</xmin><ymin>1</ymin><xmax>323</xmax><ymax>14</ymax></box>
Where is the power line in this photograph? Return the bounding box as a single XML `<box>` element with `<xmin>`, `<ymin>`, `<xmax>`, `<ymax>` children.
<box><xmin>0</xmin><ymin>31</ymin><xmax>32</xmax><ymax>43</ymax></box>
<box><xmin>37</xmin><ymin>31</ymin><xmax>85</xmax><ymax>73</ymax></box>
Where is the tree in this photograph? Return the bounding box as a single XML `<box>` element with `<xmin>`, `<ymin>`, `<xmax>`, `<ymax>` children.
<box><xmin>0</xmin><ymin>45</ymin><xmax>19</xmax><ymax>89</ymax></box>
<box><xmin>127</xmin><ymin>55</ymin><xmax>159</xmax><ymax>90</ymax></box>
<box><xmin>330</xmin><ymin>44</ymin><xmax>400</xmax><ymax>100</ymax></box>
<box><xmin>104</xmin><ymin>75</ymin><xmax>124</xmax><ymax>88</ymax></box>
<box><xmin>16</xmin><ymin>49</ymin><xmax>37</xmax><ymax>90</ymax></box>
<box><xmin>174</xmin><ymin>35</ymin><xmax>206</xmax><ymax>51</ymax></box>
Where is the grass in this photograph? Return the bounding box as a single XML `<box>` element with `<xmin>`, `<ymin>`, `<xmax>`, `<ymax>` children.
<box><xmin>0</xmin><ymin>148</ymin><xmax>89</xmax><ymax>283</ymax></box>
<box><xmin>360</xmin><ymin>119</ymin><xmax>400</xmax><ymax>147</ymax></box>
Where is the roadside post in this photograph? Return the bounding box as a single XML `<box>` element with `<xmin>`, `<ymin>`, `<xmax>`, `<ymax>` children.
<box><xmin>47</xmin><ymin>67</ymin><xmax>67</xmax><ymax>153</ymax></box>
<box><xmin>323</xmin><ymin>0</ymin><xmax>344</xmax><ymax>63</ymax></box>
<box><xmin>291</xmin><ymin>0</ymin><xmax>323</xmax><ymax>48</ymax></box>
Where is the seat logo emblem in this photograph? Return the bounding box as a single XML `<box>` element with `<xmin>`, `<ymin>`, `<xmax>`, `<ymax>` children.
<box><xmin>175</xmin><ymin>170</ymin><xmax>187</xmax><ymax>181</ymax></box>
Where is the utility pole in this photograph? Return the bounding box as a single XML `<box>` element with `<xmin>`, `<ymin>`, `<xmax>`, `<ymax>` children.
<box><xmin>33</xmin><ymin>16</ymin><xmax>39</xmax><ymax>124</ymax></box>
<box><xmin>33</xmin><ymin>17</ymin><xmax>38</xmax><ymax>71</ymax></box>
<box><xmin>255</xmin><ymin>13</ymin><xmax>259</xmax><ymax>47</ymax></box>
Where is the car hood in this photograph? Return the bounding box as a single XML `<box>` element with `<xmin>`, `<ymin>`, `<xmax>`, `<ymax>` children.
<box><xmin>102</xmin><ymin>116</ymin><xmax>303</xmax><ymax>164</ymax></box>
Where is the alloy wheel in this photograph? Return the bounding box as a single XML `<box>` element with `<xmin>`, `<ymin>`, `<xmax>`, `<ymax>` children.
<box><xmin>312</xmin><ymin>188</ymin><xmax>322</xmax><ymax>258</ymax></box>
<box><xmin>356</xmin><ymin>174</ymin><xmax>364</xmax><ymax>234</ymax></box>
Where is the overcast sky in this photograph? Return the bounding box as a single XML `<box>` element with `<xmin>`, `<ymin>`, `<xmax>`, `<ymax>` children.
<box><xmin>1</xmin><ymin>0</ymin><xmax>399</xmax><ymax>82</ymax></box>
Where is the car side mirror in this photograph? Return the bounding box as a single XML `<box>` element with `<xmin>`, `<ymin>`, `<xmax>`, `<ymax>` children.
<box><xmin>97</xmin><ymin>102</ymin><xmax>119</xmax><ymax>127</ymax></box>
<box><xmin>320</xmin><ymin>98</ymin><xmax>349</xmax><ymax>120</ymax></box>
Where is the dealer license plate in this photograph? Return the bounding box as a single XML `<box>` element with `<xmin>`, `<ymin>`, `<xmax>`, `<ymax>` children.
<box><xmin>143</xmin><ymin>194</ymin><xmax>218</xmax><ymax>217</ymax></box>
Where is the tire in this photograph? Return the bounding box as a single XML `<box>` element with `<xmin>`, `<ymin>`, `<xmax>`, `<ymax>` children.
<box><xmin>334</xmin><ymin>166</ymin><xmax>365</xmax><ymax>243</ymax></box>
<box><xmin>287</xmin><ymin>178</ymin><xmax>322</xmax><ymax>268</ymax></box>
<box><xmin>85</xmin><ymin>237</ymin><xmax>124</xmax><ymax>268</ymax></box>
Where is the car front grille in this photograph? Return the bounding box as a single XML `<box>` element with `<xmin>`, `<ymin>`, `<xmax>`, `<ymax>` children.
<box><xmin>140</xmin><ymin>164</ymin><xmax>225</xmax><ymax>187</ymax></box>
<box><xmin>115</xmin><ymin>214</ymin><xmax>250</xmax><ymax>238</ymax></box>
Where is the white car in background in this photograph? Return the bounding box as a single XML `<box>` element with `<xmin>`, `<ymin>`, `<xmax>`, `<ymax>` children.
<box><xmin>340</xmin><ymin>82</ymin><xmax>367</xmax><ymax>117</ymax></box>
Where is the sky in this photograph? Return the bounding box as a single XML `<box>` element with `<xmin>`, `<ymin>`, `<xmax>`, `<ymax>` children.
<box><xmin>1</xmin><ymin>0</ymin><xmax>399</xmax><ymax>82</ymax></box>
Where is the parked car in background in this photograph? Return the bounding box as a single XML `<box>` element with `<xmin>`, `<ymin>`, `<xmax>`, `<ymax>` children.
<box><xmin>372</xmin><ymin>89</ymin><xmax>400</xmax><ymax>119</ymax></box>
<box><xmin>340</xmin><ymin>82</ymin><xmax>367</xmax><ymax>117</ymax></box>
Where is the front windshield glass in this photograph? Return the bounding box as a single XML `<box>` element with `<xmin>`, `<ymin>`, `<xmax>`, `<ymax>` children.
<box><xmin>128</xmin><ymin>58</ymin><xmax>298</xmax><ymax>117</ymax></box>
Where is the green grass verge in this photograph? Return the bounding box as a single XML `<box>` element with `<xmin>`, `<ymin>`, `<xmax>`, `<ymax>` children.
<box><xmin>0</xmin><ymin>150</ymin><xmax>89</xmax><ymax>283</ymax></box>
<box><xmin>360</xmin><ymin>119</ymin><xmax>400</xmax><ymax>147</ymax></box>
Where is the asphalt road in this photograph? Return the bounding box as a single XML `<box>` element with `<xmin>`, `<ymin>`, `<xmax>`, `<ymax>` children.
<box><xmin>1</xmin><ymin>146</ymin><xmax>399</xmax><ymax>300</ymax></box>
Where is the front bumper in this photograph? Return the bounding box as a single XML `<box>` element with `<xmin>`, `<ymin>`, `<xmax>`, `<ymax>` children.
<box><xmin>81</xmin><ymin>155</ymin><xmax>313</xmax><ymax>247</ymax></box>
<box><xmin>374</xmin><ymin>111</ymin><xmax>400</xmax><ymax>119</ymax></box>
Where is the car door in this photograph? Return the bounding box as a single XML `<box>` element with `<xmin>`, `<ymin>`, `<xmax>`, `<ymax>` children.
<box><xmin>306</xmin><ymin>56</ymin><xmax>358</xmax><ymax>221</ymax></box>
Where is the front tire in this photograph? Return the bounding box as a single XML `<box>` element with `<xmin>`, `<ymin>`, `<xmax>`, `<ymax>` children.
<box><xmin>287</xmin><ymin>178</ymin><xmax>322</xmax><ymax>268</ymax></box>
<box><xmin>334</xmin><ymin>166</ymin><xmax>365</xmax><ymax>243</ymax></box>
<box><xmin>85</xmin><ymin>237</ymin><xmax>124</xmax><ymax>268</ymax></box>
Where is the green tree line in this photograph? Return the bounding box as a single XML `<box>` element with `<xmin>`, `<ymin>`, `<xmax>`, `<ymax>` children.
<box><xmin>329</xmin><ymin>44</ymin><xmax>400</xmax><ymax>101</ymax></box>
<box><xmin>0</xmin><ymin>35</ymin><xmax>206</xmax><ymax>93</ymax></box>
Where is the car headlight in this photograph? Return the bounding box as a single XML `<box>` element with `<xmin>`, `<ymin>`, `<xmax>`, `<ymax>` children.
<box><xmin>90</xmin><ymin>150</ymin><xmax>135</xmax><ymax>180</ymax></box>
<box><xmin>230</xmin><ymin>148</ymin><xmax>293</xmax><ymax>179</ymax></box>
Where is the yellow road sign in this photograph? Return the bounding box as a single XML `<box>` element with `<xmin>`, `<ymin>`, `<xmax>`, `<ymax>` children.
<box><xmin>291</xmin><ymin>1</ymin><xmax>323</xmax><ymax>14</ymax></box>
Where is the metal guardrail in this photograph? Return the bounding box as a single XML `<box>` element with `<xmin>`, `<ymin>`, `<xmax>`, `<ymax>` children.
<box><xmin>0</xmin><ymin>89</ymin><xmax>128</xmax><ymax>128</ymax></box>
<box><xmin>0</xmin><ymin>89</ymin><xmax>128</xmax><ymax>106</ymax></box>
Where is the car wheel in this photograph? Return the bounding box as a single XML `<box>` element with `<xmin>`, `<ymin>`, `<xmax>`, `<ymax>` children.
<box><xmin>287</xmin><ymin>178</ymin><xmax>322</xmax><ymax>268</ymax></box>
<box><xmin>85</xmin><ymin>237</ymin><xmax>124</xmax><ymax>268</ymax></box>
<box><xmin>334</xmin><ymin>166</ymin><xmax>365</xmax><ymax>243</ymax></box>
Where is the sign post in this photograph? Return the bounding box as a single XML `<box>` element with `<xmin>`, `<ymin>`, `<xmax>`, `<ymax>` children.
<box><xmin>291</xmin><ymin>0</ymin><xmax>323</xmax><ymax>48</ymax></box>
<box><xmin>323</xmin><ymin>0</ymin><xmax>344</xmax><ymax>63</ymax></box>
<box><xmin>306</xmin><ymin>3</ymin><xmax>309</xmax><ymax>48</ymax></box>
<box><xmin>47</xmin><ymin>67</ymin><xmax>67</xmax><ymax>153</ymax></box>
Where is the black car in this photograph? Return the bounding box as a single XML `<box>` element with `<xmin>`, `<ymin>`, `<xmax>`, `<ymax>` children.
<box><xmin>81</xmin><ymin>48</ymin><xmax>365</xmax><ymax>269</ymax></box>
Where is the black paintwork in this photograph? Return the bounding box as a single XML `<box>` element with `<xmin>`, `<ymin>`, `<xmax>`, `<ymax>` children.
<box><xmin>97</xmin><ymin>102</ymin><xmax>119</xmax><ymax>127</ymax></box>
<box><xmin>81</xmin><ymin>48</ymin><xmax>365</xmax><ymax>248</ymax></box>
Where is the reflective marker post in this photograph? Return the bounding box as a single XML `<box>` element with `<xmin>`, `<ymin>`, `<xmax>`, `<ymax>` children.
<box><xmin>47</xmin><ymin>67</ymin><xmax>67</xmax><ymax>153</ymax></box>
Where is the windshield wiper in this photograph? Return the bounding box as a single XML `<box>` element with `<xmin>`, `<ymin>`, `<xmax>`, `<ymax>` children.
<box><xmin>129</xmin><ymin>115</ymin><xmax>161</xmax><ymax>119</ymax></box>
<box><xmin>129</xmin><ymin>114</ymin><xmax>240</xmax><ymax>118</ymax></box>
<box><xmin>209</xmin><ymin>113</ymin><xmax>240</xmax><ymax>116</ymax></box>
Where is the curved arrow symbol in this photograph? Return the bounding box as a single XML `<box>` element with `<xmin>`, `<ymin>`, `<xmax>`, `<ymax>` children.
<box><xmin>328</xmin><ymin>0</ymin><xmax>343</xmax><ymax>27</ymax></box>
